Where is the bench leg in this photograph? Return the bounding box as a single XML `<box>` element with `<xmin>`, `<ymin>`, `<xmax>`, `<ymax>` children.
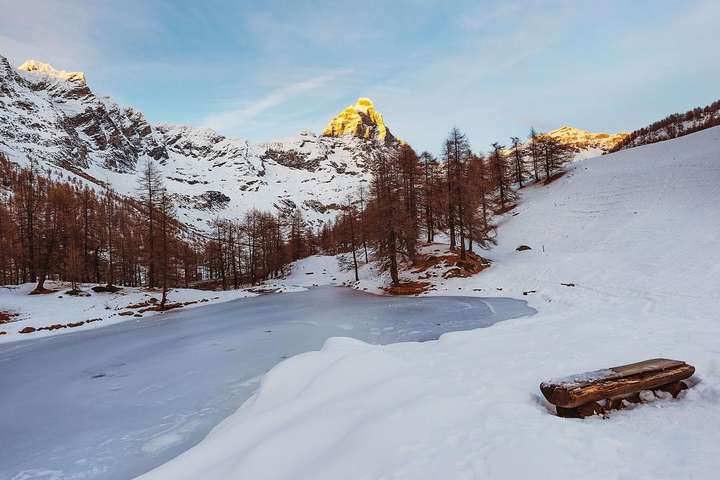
<box><xmin>556</xmin><ymin>401</ymin><xmax>604</xmax><ymax>418</ymax></box>
<box><xmin>654</xmin><ymin>380</ymin><xmax>688</xmax><ymax>398</ymax></box>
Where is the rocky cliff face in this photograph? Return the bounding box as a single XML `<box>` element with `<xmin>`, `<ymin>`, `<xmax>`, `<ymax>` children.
<box><xmin>322</xmin><ymin>98</ymin><xmax>397</xmax><ymax>143</ymax></box>
<box><xmin>0</xmin><ymin>56</ymin><xmax>397</xmax><ymax>228</ymax></box>
<box><xmin>1</xmin><ymin>58</ymin><xmax>167</xmax><ymax>173</ymax></box>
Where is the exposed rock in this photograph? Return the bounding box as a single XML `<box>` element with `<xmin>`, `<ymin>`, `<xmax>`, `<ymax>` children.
<box><xmin>19</xmin><ymin>326</ymin><xmax>36</xmax><ymax>334</ymax></box>
<box><xmin>545</xmin><ymin>126</ymin><xmax>628</xmax><ymax>152</ymax></box>
<box><xmin>193</xmin><ymin>191</ymin><xmax>231</xmax><ymax>211</ymax></box>
<box><xmin>302</xmin><ymin>199</ymin><xmax>342</xmax><ymax>214</ymax></box>
<box><xmin>323</xmin><ymin>98</ymin><xmax>397</xmax><ymax>144</ymax></box>
<box><xmin>261</xmin><ymin>148</ymin><xmax>318</xmax><ymax>171</ymax></box>
<box><xmin>516</xmin><ymin>245</ymin><xmax>532</xmax><ymax>251</ymax></box>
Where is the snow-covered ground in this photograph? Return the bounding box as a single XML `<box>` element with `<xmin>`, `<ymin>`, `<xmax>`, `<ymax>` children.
<box><xmin>0</xmin><ymin>282</ymin><xmax>256</xmax><ymax>343</ymax></box>
<box><xmin>142</xmin><ymin>126</ymin><xmax>720</xmax><ymax>479</ymax></box>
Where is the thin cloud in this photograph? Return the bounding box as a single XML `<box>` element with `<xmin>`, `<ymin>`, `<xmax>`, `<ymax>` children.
<box><xmin>201</xmin><ymin>70</ymin><xmax>349</xmax><ymax>132</ymax></box>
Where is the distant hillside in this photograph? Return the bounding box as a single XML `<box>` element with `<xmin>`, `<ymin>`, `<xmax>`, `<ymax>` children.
<box><xmin>610</xmin><ymin>99</ymin><xmax>720</xmax><ymax>152</ymax></box>
<box><xmin>543</xmin><ymin>126</ymin><xmax>627</xmax><ymax>159</ymax></box>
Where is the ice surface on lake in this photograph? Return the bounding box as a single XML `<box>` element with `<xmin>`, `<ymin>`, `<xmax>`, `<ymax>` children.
<box><xmin>0</xmin><ymin>287</ymin><xmax>534</xmax><ymax>480</ymax></box>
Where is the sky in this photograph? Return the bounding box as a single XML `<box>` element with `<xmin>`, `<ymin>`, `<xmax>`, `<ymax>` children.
<box><xmin>1</xmin><ymin>0</ymin><xmax>719</xmax><ymax>154</ymax></box>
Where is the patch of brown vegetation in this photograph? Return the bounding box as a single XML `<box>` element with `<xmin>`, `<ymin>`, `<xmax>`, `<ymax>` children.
<box><xmin>91</xmin><ymin>284</ymin><xmax>122</xmax><ymax>293</ymax></box>
<box><xmin>125</xmin><ymin>298</ymin><xmax>158</xmax><ymax>309</ymax></box>
<box><xmin>29</xmin><ymin>287</ymin><xmax>57</xmax><ymax>295</ymax></box>
<box><xmin>139</xmin><ymin>302</ymin><xmax>185</xmax><ymax>313</ymax></box>
<box><xmin>443</xmin><ymin>268</ymin><xmax>469</xmax><ymax>279</ymax></box>
<box><xmin>17</xmin><ymin>317</ymin><xmax>103</xmax><ymax>335</ymax></box>
<box><xmin>414</xmin><ymin>250</ymin><xmax>491</xmax><ymax>280</ymax></box>
<box><xmin>0</xmin><ymin>311</ymin><xmax>19</xmax><ymax>324</ymax></box>
<box><xmin>65</xmin><ymin>289</ymin><xmax>91</xmax><ymax>297</ymax></box>
<box><xmin>385</xmin><ymin>281</ymin><xmax>430</xmax><ymax>295</ymax></box>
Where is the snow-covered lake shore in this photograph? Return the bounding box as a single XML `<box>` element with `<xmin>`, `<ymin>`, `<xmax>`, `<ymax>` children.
<box><xmin>0</xmin><ymin>287</ymin><xmax>534</xmax><ymax>480</ymax></box>
<box><xmin>0</xmin><ymin>283</ymin><xmax>259</xmax><ymax>344</ymax></box>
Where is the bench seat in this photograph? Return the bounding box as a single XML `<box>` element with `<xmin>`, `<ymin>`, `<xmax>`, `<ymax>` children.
<box><xmin>540</xmin><ymin>358</ymin><xmax>695</xmax><ymax>418</ymax></box>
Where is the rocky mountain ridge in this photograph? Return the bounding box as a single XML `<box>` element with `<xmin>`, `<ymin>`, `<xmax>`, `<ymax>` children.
<box><xmin>0</xmin><ymin>56</ymin><xmax>398</xmax><ymax>228</ymax></box>
<box><xmin>544</xmin><ymin>126</ymin><xmax>628</xmax><ymax>153</ymax></box>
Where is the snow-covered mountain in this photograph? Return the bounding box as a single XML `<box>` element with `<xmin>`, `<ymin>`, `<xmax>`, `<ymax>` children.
<box><xmin>0</xmin><ymin>56</ymin><xmax>398</xmax><ymax>228</ymax></box>
<box><xmin>544</xmin><ymin>125</ymin><xmax>627</xmax><ymax>158</ymax></box>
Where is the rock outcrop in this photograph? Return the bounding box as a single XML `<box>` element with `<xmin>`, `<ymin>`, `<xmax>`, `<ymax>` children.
<box><xmin>322</xmin><ymin>98</ymin><xmax>397</xmax><ymax>143</ymax></box>
<box><xmin>545</xmin><ymin>126</ymin><xmax>628</xmax><ymax>152</ymax></box>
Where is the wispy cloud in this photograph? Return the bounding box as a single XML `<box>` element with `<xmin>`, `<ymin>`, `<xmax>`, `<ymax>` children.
<box><xmin>0</xmin><ymin>0</ymin><xmax>160</xmax><ymax>71</ymax></box>
<box><xmin>200</xmin><ymin>70</ymin><xmax>350</xmax><ymax>133</ymax></box>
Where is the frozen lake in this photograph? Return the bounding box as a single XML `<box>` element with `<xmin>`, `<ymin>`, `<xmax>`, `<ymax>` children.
<box><xmin>0</xmin><ymin>287</ymin><xmax>535</xmax><ymax>480</ymax></box>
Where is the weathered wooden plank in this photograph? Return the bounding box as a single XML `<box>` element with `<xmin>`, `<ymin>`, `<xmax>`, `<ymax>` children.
<box><xmin>554</xmin><ymin>380</ymin><xmax>690</xmax><ymax>418</ymax></box>
<box><xmin>540</xmin><ymin>359</ymin><xmax>695</xmax><ymax>408</ymax></box>
<box><xmin>607</xmin><ymin>358</ymin><xmax>686</xmax><ymax>379</ymax></box>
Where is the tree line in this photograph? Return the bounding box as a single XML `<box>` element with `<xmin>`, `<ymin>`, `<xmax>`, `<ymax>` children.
<box><xmin>0</xmin><ymin>125</ymin><xmax>573</xmax><ymax>294</ymax></box>
<box><xmin>321</xmin><ymin>127</ymin><xmax>573</xmax><ymax>286</ymax></box>
<box><xmin>0</xmin><ymin>154</ymin><xmax>316</xmax><ymax>303</ymax></box>
<box><xmin>610</xmin><ymin>99</ymin><xmax>720</xmax><ymax>152</ymax></box>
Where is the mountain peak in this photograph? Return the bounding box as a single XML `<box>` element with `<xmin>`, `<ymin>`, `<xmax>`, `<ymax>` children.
<box><xmin>322</xmin><ymin>97</ymin><xmax>396</xmax><ymax>143</ymax></box>
<box><xmin>18</xmin><ymin>59</ymin><xmax>86</xmax><ymax>83</ymax></box>
<box><xmin>546</xmin><ymin>125</ymin><xmax>628</xmax><ymax>151</ymax></box>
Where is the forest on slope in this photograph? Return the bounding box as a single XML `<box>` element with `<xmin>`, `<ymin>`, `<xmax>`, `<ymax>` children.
<box><xmin>610</xmin><ymin>99</ymin><xmax>720</xmax><ymax>151</ymax></box>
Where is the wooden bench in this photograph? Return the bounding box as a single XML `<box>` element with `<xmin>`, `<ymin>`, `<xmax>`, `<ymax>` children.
<box><xmin>540</xmin><ymin>358</ymin><xmax>695</xmax><ymax>418</ymax></box>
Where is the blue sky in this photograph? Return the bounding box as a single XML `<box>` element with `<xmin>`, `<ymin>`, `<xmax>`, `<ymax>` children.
<box><xmin>1</xmin><ymin>0</ymin><xmax>719</xmax><ymax>154</ymax></box>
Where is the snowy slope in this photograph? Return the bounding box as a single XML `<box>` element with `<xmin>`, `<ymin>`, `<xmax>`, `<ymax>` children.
<box><xmin>141</xmin><ymin>126</ymin><xmax>720</xmax><ymax>480</ymax></box>
<box><xmin>0</xmin><ymin>56</ymin><xmax>395</xmax><ymax>228</ymax></box>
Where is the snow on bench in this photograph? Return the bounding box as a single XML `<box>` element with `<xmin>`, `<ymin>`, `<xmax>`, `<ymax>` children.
<box><xmin>540</xmin><ymin>358</ymin><xmax>695</xmax><ymax>418</ymax></box>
